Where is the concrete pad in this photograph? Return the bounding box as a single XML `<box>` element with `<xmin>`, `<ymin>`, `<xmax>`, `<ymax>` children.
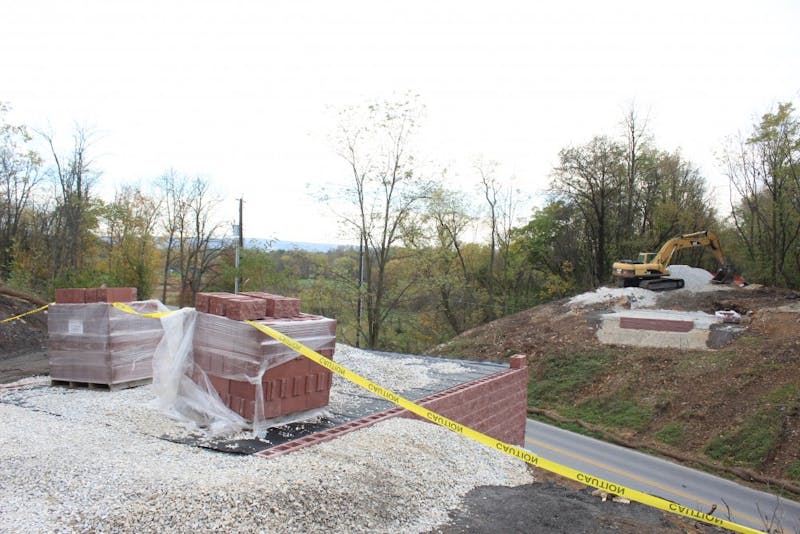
<box><xmin>597</xmin><ymin>309</ymin><xmax>720</xmax><ymax>350</ymax></box>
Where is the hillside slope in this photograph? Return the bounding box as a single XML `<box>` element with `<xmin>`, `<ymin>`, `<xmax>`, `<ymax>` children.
<box><xmin>430</xmin><ymin>276</ymin><xmax>800</xmax><ymax>487</ymax></box>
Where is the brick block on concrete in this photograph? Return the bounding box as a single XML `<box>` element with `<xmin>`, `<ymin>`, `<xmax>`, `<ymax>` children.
<box><xmin>260</xmin><ymin>360</ymin><xmax>532</xmax><ymax>459</ymax></box>
<box><xmin>619</xmin><ymin>316</ymin><xmax>693</xmax><ymax>332</ymax></box>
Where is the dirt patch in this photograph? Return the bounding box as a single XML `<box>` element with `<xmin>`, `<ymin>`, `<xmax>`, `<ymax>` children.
<box><xmin>432</xmin><ymin>481</ymin><xmax>722</xmax><ymax>534</ymax></box>
<box><xmin>430</xmin><ymin>300</ymin><xmax>598</xmax><ymax>362</ymax></box>
<box><xmin>0</xmin><ymin>294</ymin><xmax>48</xmax><ymax>384</ymax></box>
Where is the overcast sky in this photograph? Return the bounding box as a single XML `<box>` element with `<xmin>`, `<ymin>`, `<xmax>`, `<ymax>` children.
<box><xmin>2</xmin><ymin>1</ymin><xmax>798</xmax><ymax>244</ymax></box>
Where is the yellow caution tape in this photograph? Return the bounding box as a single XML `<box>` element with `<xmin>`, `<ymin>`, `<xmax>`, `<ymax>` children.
<box><xmin>0</xmin><ymin>301</ymin><xmax>172</xmax><ymax>324</ymax></box>
<box><xmin>0</xmin><ymin>303</ymin><xmax>50</xmax><ymax>324</ymax></box>
<box><xmin>246</xmin><ymin>320</ymin><xmax>763</xmax><ymax>534</ymax></box>
<box><xmin>111</xmin><ymin>301</ymin><xmax>175</xmax><ymax>319</ymax></box>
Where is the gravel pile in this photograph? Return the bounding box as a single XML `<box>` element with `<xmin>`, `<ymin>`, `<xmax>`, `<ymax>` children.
<box><xmin>0</xmin><ymin>347</ymin><xmax>533</xmax><ymax>533</ymax></box>
<box><xmin>568</xmin><ymin>265</ymin><xmax>726</xmax><ymax>311</ymax></box>
<box><xmin>568</xmin><ymin>286</ymin><xmax>657</xmax><ymax>310</ymax></box>
<box><xmin>666</xmin><ymin>265</ymin><xmax>723</xmax><ymax>292</ymax></box>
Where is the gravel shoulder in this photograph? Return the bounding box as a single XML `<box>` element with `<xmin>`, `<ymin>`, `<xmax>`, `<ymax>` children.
<box><xmin>0</xmin><ymin>374</ymin><xmax>533</xmax><ymax>533</ymax></box>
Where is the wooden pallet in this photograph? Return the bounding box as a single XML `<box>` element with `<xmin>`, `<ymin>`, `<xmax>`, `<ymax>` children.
<box><xmin>50</xmin><ymin>377</ymin><xmax>151</xmax><ymax>391</ymax></box>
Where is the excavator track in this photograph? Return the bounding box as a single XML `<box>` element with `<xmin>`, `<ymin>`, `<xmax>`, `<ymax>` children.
<box><xmin>639</xmin><ymin>277</ymin><xmax>685</xmax><ymax>291</ymax></box>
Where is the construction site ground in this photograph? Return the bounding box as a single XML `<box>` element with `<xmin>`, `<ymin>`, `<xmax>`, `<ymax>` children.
<box><xmin>431</xmin><ymin>278</ymin><xmax>800</xmax><ymax>485</ymax></box>
<box><xmin>3</xmin><ymin>277</ymin><xmax>799</xmax><ymax>532</ymax></box>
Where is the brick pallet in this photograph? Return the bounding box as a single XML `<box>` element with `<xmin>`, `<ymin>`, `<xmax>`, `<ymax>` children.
<box><xmin>48</xmin><ymin>296</ymin><xmax>163</xmax><ymax>388</ymax></box>
<box><xmin>192</xmin><ymin>292</ymin><xmax>336</xmax><ymax>423</ymax></box>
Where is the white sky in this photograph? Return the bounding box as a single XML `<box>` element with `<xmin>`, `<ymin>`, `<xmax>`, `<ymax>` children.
<box><xmin>2</xmin><ymin>0</ymin><xmax>798</xmax><ymax>244</ymax></box>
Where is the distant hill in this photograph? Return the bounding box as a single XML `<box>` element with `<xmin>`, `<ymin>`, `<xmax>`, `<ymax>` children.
<box><xmin>245</xmin><ymin>238</ymin><xmax>354</xmax><ymax>253</ymax></box>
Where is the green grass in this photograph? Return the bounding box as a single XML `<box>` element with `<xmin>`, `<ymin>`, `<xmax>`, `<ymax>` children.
<box><xmin>527</xmin><ymin>349</ymin><xmax>653</xmax><ymax>432</ymax></box>
<box><xmin>786</xmin><ymin>461</ymin><xmax>800</xmax><ymax>481</ymax></box>
<box><xmin>704</xmin><ymin>384</ymin><xmax>800</xmax><ymax>467</ymax></box>
<box><xmin>564</xmin><ymin>396</ymin><xmax>654</xmax><ymax>432</ymax></box>
<box><xmin>528</xmin><ymin>349</ymin><xmax>616</xmax><ymax>406</ymax></box>
<box><xmin>705</xmin><ymin>411</ymin><xmax>781</xmax><ymax>467</ymax></box>
<box><xmin>765</xmin><ymin>384</ymin><xmax>800</xmax><ymax>404</ymax></box>
<box><xmin>655</xmin><ymin>422</ymin><xmax>685</xmax><ymax>446</ymax></box>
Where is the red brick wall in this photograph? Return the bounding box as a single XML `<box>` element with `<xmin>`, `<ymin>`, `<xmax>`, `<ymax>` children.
<box><xmin>256</xmin><ymin>354</ymin><xmax>529</xmax><ymax>458</ymax></box>
<box><xmin>397</xmin><ymin>354</ymin><xmax>528</xmax><ymax>445</ymax></box>
<box><xmin>619</xmin><ymin>316</ymin><xmax>693</xmax><ymax>332</ymax></box>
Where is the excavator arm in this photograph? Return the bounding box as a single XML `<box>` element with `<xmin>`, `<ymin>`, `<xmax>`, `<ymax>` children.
<box><xmin>653</xmin><ymin>231</ymin><xmax>728</xmax><ymax>269</ymax></box>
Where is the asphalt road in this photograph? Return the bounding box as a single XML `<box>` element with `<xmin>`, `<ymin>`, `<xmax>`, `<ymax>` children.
<box><xmin>524</xmin><ymin>419</ymin><xmax>800</xmax><ymax>532</ymax></box>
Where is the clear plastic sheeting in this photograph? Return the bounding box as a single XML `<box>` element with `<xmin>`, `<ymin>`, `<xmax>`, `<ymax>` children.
<box><xmin>152</xmin><ymin>308</ymin><xmax>337</xmax><ymax>437</ymax></box>
<box><xmin>152</xmin><ymin>308</ymin><xmax>246</xmax><ymax>436</ymax></box>
<box><xmin>48</xmin><ymin>300</ymin><xmax>166</xmax><ymax>385</ymax></box>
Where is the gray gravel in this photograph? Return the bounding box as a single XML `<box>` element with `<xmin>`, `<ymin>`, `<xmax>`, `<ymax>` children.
<box><xmin>0</xmin><ymin>346</ymin><xmax>533</xmax><ymax>533</ymax></box>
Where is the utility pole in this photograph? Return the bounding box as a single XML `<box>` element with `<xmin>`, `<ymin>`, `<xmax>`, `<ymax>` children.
<box><xmin>356</xmin><ymin>232</ymin><xmax>364</xmax><ymax>348</ymax></box>
<box><xmin>238</xmin><ymin>197</ymin><xmax>244</xmax><ymax>248</ymax></box>
<box><xmin>234</xmin><ymin>197</ymin><xmax>243</xmax><ymax>294</ymax></box>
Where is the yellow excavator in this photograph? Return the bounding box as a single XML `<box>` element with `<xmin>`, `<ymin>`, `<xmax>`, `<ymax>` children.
<box><xmin>611</xmin><ymin>230</ymin><xmax>733</xmax><ymax>291</ymax></box>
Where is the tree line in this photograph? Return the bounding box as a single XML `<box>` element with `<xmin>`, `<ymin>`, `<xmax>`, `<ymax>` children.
<box><xmin>1</xmin><ymin>98</ymin><xmax>799</xmax><ymax>352</ymax></box>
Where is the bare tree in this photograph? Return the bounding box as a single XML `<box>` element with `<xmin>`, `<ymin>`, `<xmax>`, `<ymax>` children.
<box><xmin>156</xmin><ymin>169</ymin><xmax>186</xmax><ymax>303</ymax></box>
<box><xmin>38</xmin><ymin>126</ymin><xmax>100</xmax><ymax>280</ymax></box>
<box><xmin>551</xmin><ymin>136</ymin><xmax>626</xmax><ymax>286</ymax></box>
<box><xmin>723</xmin><ymin>102</ymin><xmax>800</xmax><ymax>286</ymax></box>
<box><xmin>332</xmin><ymin>95</ymin><xmax>433</xmax><ymax>348</ymax></box>
<box><xmin>156</xmin><ymin>172</ymin><xmax>225</xmax><ymax>306</ymax></box>
<box><xmin>181</xmin><ymin>177</ymin><xmax>225</xmax><ymax>305</ymax></box>
<box><xmin>476</xmin><ymin>158</ymin><xmax>499</xmax><ymax>320</ymax></box>
<box><xmin>0</xmin><ymin>104</ymin><xmax>43</xmax><ymax>278</ymax></box>
<box><xmin>621</xmin><ymin>103</ymin><xmax>651</xmax><ymax>238</ymax></box>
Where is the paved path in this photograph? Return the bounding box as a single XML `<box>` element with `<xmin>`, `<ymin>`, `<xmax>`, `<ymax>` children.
<box><xmin>525</xmin><ymin>419</ymin><xmax>800</xmax><ymax>532</ymax></box>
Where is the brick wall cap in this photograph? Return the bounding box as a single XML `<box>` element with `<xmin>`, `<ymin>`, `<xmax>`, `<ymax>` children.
<box><xmin>509</xmin><ymin>354</ymin><xmax>527</xmax><ymax>369</ymax></box>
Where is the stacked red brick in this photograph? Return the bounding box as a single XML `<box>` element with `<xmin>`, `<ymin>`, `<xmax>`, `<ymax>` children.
<box><xmin>193</xmin><ymin>292</ymin><xmax>336</xmax><ymax>422</ymax></box>
<box><xmin>54</xmin><ymin>287</ymin><xmax>141</xmax><ymax>304</ymax></box>
<box><xmin>48</xmin><ymin>288</ymin><xmax>163</xmax><ymax>387</ymax></box>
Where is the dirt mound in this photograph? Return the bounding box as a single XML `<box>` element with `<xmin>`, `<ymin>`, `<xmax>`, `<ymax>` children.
<box><xmin>430</xmin><ymin>300</ymin><xmax>599</xmax><ymax>362</ymax></box>
<box><xmin>431</xmin><ymin>282</ymin><xmax>800</xmax><ymax>485</ymax></box>
<box><xmin>0</xmin><ymin>294</ymin><xmax>48</xmax><ymax>383</ymax></box>
<box><xmin>434</xmin><ymin>482</ymin><xmax>718</xmax><ymax>534</ymax></box>
<box><xmin>0</xmin><ymin>294</ymin><xmax>47</xmax><ymax>355</ymax></box>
